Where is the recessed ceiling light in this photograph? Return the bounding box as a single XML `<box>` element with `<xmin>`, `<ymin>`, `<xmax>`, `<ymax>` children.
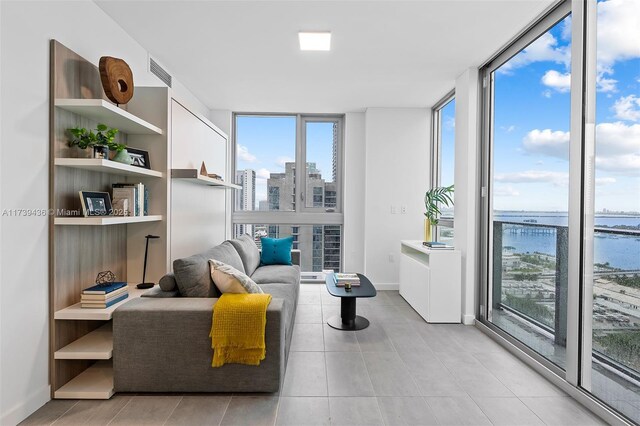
<box><xmin>299</xmin><ymin>32</ymin><xmax>331</xmax><ymax>51</ymax></box>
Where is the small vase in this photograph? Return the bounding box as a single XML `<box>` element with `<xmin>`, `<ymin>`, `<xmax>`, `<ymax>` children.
<box><xmin>92</xmin><ymin>145</ymin><xmax>109</xmax><ymax>159</ymax></box>
<box><xmin>112</xmin><ymin>149</ymin><xmax>133</xmax><ymax>165</ymax></box>
<box><xmin>424</xmin><ymin>218</ymin><xmax>433</xmax><ymax>242</ymax></box>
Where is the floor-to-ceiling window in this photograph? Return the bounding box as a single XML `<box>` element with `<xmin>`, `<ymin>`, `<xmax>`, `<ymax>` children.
<box><xmin>484</xmin><ymin>11</ymin><xmax>572</xmax><ymax>370</ymax></box>
<box><xmin>481</xmin><ymin>0</ymin><xmax>639</xmax><ymax>422</ymax></box>
<box><xmin>233</xmin><ymin>114</ymin><xmax>344</xmax><ymax>274</ymax></box>
<box><xmin>432</xmin><ymin>93</ymin><xmax>456</xmax><ymax>242</ymax></box>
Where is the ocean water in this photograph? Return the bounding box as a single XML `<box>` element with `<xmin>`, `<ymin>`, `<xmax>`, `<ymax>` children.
<box><xmin>495</xmin><ymin>212</ymin><xmax>640</xmax><ymax>271</ymax></box>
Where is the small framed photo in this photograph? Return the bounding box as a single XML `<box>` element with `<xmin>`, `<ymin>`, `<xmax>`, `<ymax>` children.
<box><xmin>128</xmin><ymin>147</ymin><xmax>151</xmax><ymax>169</ymax></box>
<box><xmin>79</xmin><ymin>191</ymin><xmax>113</xmax><ymax>217</ymax></box>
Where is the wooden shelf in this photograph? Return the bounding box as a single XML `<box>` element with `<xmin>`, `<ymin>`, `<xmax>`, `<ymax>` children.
<box><xmin>54</xmin><ymin>360</ymin><xmax>114</xmax><ymax>399</ymax></box>
<box><xmin>54</xmin><ymin>285</ymin><xmax>150</xmax><ymax>320</ymax></box>
<box><xmin>171</xmin><ymin>169</ymin><xmax>241</xmax><ymax>189</ymax></box>
<box><xmin>55</xmin><ymin>323</ymin><xmax>113</xmax><ymax>360</ymax></box>
<box><xmin>55</xmin><ymin>98</ymin><xmax>163</xmax><ymax>135</ymax></box>
<box><xmin>55</xmin><ymin>158</ymin><xmax>163</xmax><ymax>178</ymax></box>
<box><xmin>54</xmin><ymin>215</ymin><xmax>163</xmax><ymax>226</ymax></box>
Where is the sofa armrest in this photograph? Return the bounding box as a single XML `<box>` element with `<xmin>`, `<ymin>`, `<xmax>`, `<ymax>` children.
<box><xmin>113</xmin><ymin>297</ymin><xmax>285</xmax><ymax>392</ymax></box>
<box><xmin>291</xmin><ymin>249</ymin><xmax>301</xmax><ymax>266</ymax></box>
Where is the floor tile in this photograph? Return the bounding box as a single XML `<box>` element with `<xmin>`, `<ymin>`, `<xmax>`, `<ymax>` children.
<box><xmin>164</xmin><ymin>395</ymin><xmax>230</xmax><ymax>425</ymax></box>
<box><xmin>376</xmin><ymin>397</ymin><xmax>438</xmax><ymax>425</ymax></box>
<box><xmin>322</xmin><ymin>306</ymin><xmax>340</xmax><ymax>323</ymax></box>
<box><xmin>328</xmin><ymin>397</ymin><xmax>383</xmax><ymax>425</ymax></box>
<box><xmin>282</xmin><ymin>352</ymin><xmax>327</xmax><ymax>396</ymax></box>
<box><xmin>436</xmin><ymin>352</ymin><xmax>514</xmax><ymax>397</ymax></box>
<box><xmin>385</xmin><ymin>291</ymin><xmax>409</xmax><ymax>307</ymax></box>
<box><xmin>295</xmin><ymin>304</ymin><xmax>323</xmax><ymax>323</ymax></box>
<box><xmin>473</xmin><ymin>351</ymin><xmax>566</xmax><ymax>397</ymax></box>
<box><xmin>383</xmin><ymin>322</ymin><xmax>432</xmax><ymax>352</ymax></box>
<box><xmin>276</xmin><ymin>397</ymin><xmax>330</xmax><ymax>425</ymax></box>
<box><xmin>326</xmin><ymin>352</ymin><xmax>374</xmax><ymax>396</ymax></box>
<box><xmin>472</xmin><ymin>397</ymin><xmax>544</xmax><ymax>425</ymax></box>
<box><xmin>321</xmin><ymin>292</ymin><xmax>340</xmax><ymax>306</ymax></box>
<box><xmin>220</xmin><ymin>396</ymin><xmax>279</xmax><ymax>426</ymax></box>
<box><xmin>425</xmin><ymin>396</ymin><xmax>492</xmax><ymax>425</ymax></box>
<box><xmin>300</xmin><ymin>284</ymin><xmax>322</xmax><ymax>293</ymax></box>
<box><xmin>359</xmin><ymin>305</ymin><xmax>407</xmax><ymax>324</ymax></box>
<box><xmin>416</xmin><ymin>323</ymin><xmax>466</xmax><ymax>354</ymax></box>
<box><xmin>362</xmin><ymin>352</ymin><xmax>421</xmax><ymax>396</ymax></box>
<box><xmin>108</xmin><ymin>395</ymin><xmax>181</xmax><ymax>425</ymax></box>
<box><xmin>53</xmin><ymin>395</ymin><xmax>131</xmax><ymax>425</ymax></box>
<box><xmin>290</xmin><ymin>323</ymin><xmax>324</xmax><ymax>351</ymax></box>
<box><xmin>298</xmin><ymin>292</ymin><xmax>322</xmax><ymax>305</ymax></box>
<box><xmin>520</xmin><ymin>396</ymin><xmax>605</xmax><ymax>425</ymax></box>
<box><xmin>355</xmin><ymin>323</ymin><xmax>395</xmax><ymax>352</ymax></box>
<box><xmin>19</xmin><ymin>400</ymin><xmax>78</xmax><ymax>425</ymax></box>
<box><xmin>359</xmin><ymin>291</ymin><xmax>392</xmax><ymax>306</ymax></box>
<box><xmin>396</xmin><ymin>350</ymin><xmax>467</xmax><ymax>397</ymax></box>
<box><xmin>323</xmin><ymin>324</ymin><xmax>360</xmax><ymax>352</ymax></box>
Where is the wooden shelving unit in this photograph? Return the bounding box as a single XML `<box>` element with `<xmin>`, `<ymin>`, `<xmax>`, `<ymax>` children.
<box><xmin>55</xmin><ymin>98</ymin><xmax>162</xmax><ymax>135</ymax></box>
<box><xmin>54</xmin><ymin>215</ymin><xmax>163</xmax><ymax>226</ymax></box>
<box><xmin>50</xmin><ymin>41</ymin><xmax>171</xmax><ymax>400</ymax></box>
<box><xmin>55</xmin><ymin>158</ymin><xmax>163</xmax><ymax>178</ymax></box>
<box><xmin>171</xmin><ymin>169</ymin><xmax>241</xmax><ymax>189</ymax></box>
<box><xmin>54</xmin><ymin>323</ymin><xmax>113</xmax><ymax>359</ymax></box>
<box><xmin>54</xmin><ymin>361</ymin><xmax>114</xmax><ymax>399</ymax></box>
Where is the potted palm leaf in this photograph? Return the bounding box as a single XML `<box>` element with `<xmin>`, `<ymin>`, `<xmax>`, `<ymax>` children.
<box><xmin>424</xmin><ymin>184</ymin><xmax>454</xmax><ymax>242</ymax></box>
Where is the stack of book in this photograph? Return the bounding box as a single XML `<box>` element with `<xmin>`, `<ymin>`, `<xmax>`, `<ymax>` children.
<box><xmin>112</xmin><ymin>182</ymin><xmax>148</xmax><ymax>217</ymax></box>
<box><xmin>81</xmin><ymin>282</ymin><xmax>129</xmax><ymax>309</ymax></box>
<box><xmin>333</xmin><ymin>273</ymin><xmax>361</xmax><ymax>287</ymax></box>
<box><xmin>422</xmin><ymin>241</ymin><xmax>454</xmax><ymax>250</ymax></box>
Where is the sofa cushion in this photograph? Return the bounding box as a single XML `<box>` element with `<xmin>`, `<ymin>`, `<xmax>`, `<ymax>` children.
<box><xmin>260</xmin><ymin>236</ymin><xmax>294</xmax><ymax>265</ymax></box>
<box><xmin>209</xmin><ymin>259</ymin><xmax>263</xmax><ymax>294</ymax></box>
<box><xmin>258</xmin><ymin>283</ymin><xmax>298</xmax><ymax>341</ymax></box>
<box><xmin>141</xmin><ymin>286</ymin><xmax>180</xmax><ymax>298</ymax></box>
<box><xmin>251</xmin><ymin>264</ymin><xmax>301</xmax><ymax>286</ymax></box>
<box><xmin>228</xmin><ymin>234</ymin><xmax>261</xmax><ymax>276</ymax></box>
<box><xmin>159</xmin><ymin>273</ymin><xmax>177</xmax><ymax>292</ymax></box>
<box><xmin>173</xmin><ymin>241</ymin><xmax>245</xmax><ymax>297</ymax></box>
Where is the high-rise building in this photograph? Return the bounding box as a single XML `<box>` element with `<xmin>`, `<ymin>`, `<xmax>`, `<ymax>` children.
<box><xmin>234</xmin><ymin>169</ymin><xmax>256</xmax><ymax>236</ymax></box>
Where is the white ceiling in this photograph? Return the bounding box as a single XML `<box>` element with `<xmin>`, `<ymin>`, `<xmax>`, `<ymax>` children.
<box><xmin>95</xmin><ymin>0</ymin><xmax>555</xmax><ymax>113</ymax></box>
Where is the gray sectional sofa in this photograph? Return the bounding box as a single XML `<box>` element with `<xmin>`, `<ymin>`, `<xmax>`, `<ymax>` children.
<box><xmin>113</xmin><ymin>234</ymin><xmax>301</xmax><ymax>393</ymax></box>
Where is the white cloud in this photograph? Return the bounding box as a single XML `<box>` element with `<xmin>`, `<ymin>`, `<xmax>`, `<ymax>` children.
<box><xmin>596</xmin><ymin>177</ymin><xmax>617</xmax><ymax>185</ymax></box>
<box><xmin>521</xmin><ymin>123</ymin><xmax>640</xmax><ymax>174</ymax></box>
<box><xmin>613</xmin><ymin>95</ymin><xmax>640</xmax><ymax>121</ymax></box>
<box><xmin>541</xmin><ymin>70</ymin><xmax>571</xmax><ymax>93</ymax></box>
<box><xmin>500</xmin><ymin>32</ymin><xmax>570</xmax><ymax>74</ymax></box>
<box><xmin>494</xmin><ymin>185</ymin><xmax>520</xmax><ymax>197</ymax></box>
<box><xmin>275</xmin><ymin>156</ymin><xmax>294</xmax><ymax>168</ymax></box>
<box><xmin>597</xmin><ymin>0</ymin><xmax>640</xmax><ymax>67</ymax></box>
<box><xmin>500</xmin><ymin>125</ymin><xmax>516</xmax><ymax>133</ymax></box>
<box><xmin>255</xmin><ymin>168</ymin><xmax>271</xmax><ymax>180</ymax></box>
<box><xmin>495</xmin><ymin>170</ymin><xmax>569</xmax><ymax>186</ymax></box>
<box><xmin>237</xmin><ymin>144</ymin><xmax>256</xmax><ymax>163</ymax></box>
<box><xmin>522</xmin><ymin>129</ymin><xmax>570</xmax><ymax>160</ymax></box>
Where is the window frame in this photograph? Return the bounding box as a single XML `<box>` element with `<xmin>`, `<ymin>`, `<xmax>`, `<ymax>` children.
<box><xmin>431</xmin><ymin>91</ymin><xmax>456</xmax><ymax>231</ymax></box>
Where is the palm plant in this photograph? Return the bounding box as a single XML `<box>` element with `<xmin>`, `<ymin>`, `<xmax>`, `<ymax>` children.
<box><xmin>424</xmin><ymin>184</ymin><xmax>454</xmax><ymax>225</ymax></box>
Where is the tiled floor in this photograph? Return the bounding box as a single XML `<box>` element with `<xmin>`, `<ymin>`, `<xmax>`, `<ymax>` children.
<box><xmin>22</xmin><ymin>285</ymin><xmax>605</xmax><ymax>425</ymax></box>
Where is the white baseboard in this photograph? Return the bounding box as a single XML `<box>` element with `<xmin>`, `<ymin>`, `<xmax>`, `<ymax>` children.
<box><xmin>374</xmin><ymin>283</ymin><xmax>399</xmax><ymax>291</ymax></box>
<box><xmin>462</xmin><ymin>314</ymin><xmax>476</xmax><ymax>325</ymax></box>
<box><xmin>2</xmin><ymin>385</ymin><xmax>50</xmax><ymax>426</ymax></box>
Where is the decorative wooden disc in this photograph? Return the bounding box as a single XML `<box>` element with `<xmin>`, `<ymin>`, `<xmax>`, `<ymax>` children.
<box><xmin>99</xmin><ymin>56</ymin><xmax>134</xmax><ymax>105</ymax></box>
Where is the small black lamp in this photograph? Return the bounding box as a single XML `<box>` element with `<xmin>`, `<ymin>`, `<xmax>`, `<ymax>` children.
<box><xmin>136</xmin><ymin>234</ymin><xmax>160</xmax><ymax>289</ymax></box>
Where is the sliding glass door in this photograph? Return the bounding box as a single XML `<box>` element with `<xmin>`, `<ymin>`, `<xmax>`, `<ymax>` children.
<box><xmin>482</xmin><ymin>0</ymin><xmax>639</xmax><ymax>422</ymax></box>
<box><xmin>485</xmin><ymin>10</ymin><xmax>572</xmax><ymax>370</ymax></box>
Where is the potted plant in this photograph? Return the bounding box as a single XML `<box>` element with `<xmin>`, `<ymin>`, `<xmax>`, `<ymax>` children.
<box><xmin>424</xmin><ymin>184</ymin><xmax>454</xmax><ymax>242</ymax></box>
<box><xmin>68</xmin><ymin>124</ymin><xmax>130</xmax><ymax>164</ymax></box>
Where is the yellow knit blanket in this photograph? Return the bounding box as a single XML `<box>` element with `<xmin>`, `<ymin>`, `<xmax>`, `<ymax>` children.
<box><xmin>210</xmin><ymin>293</ymin><xmax>272</xmax><ymax>367</ymax></box>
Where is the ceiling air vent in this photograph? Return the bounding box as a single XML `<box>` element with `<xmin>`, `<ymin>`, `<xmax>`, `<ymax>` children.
<box><xmin>149</xmin><ymin>57</ymin><xmax>172</xmax><ymax>88</ymax></box>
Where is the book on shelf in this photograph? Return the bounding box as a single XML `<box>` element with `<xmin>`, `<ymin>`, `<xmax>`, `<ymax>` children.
<box><xmin>112</xmin><ymin>182</ymin><xmax>148</xmax><ymax>216</ymax></box>
<box><xmin>81</xmin><ymin>292</ymin><xmax>128</xmax><ymax>309</ymax></box>
<box><xmin>422</xmin><ymin>241</ymin><xmax>454</xmax><ymax>250</ymax></box>
<box><xmin>82</xmin><ymin>281</ymin><xmax>127</xmax><ymax>295</ymax></box>
<box><xmin>81</xmin><ymin>286</ymin><xmax>128</xmax><ymax>301</ymax></box>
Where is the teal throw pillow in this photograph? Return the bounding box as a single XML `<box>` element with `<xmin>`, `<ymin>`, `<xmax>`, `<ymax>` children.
<box><xmin>260</xmin><ymin>236</ymin><xmax>294</xmax><ymax>266</ymax></box>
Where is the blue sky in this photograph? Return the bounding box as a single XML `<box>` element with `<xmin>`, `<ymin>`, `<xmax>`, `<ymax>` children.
<box><xmin>492</xmin><ymin>0</ymin><xmax>640</xmax><ymax>213</ymax></box>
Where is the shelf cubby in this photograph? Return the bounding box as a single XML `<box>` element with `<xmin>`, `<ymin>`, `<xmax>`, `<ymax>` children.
<box><xmin>54</xmin><ymin>360</ymin><xmax>114</xmax><ymax>399</ymax></box>
<box><xmin>54</xmin><ymin>323</ymin><xmax>113</xmax><ymax>360</ymax></box>
<box><xmin>54</xmin><ymin>285</ymin><xmax>150</xmax><ymax>320</ymax></box>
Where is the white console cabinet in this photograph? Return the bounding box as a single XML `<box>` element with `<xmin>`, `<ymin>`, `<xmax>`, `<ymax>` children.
<box><xmin>399</xmin><ymin>240</ymin><xmax>461</xmax><ymax>323</ymax></box>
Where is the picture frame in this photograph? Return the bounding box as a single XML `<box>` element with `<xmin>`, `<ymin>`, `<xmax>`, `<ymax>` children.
<box><xmin>79</xmin><ymin>191</ymin><xmax>113</xmax><ymax>217</ymax></box>
<box><xmin>127</xmin><ymin>147</ymin><xmax>151</xmax><ymax>169</ymax></box>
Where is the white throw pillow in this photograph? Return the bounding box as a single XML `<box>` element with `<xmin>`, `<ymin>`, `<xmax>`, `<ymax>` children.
<box><xmin>209</xmin><ymin>259</ymin><xmax>263</xmax><ymax>294</ymax></box>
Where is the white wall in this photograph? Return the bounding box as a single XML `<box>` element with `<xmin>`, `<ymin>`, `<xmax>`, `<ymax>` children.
<box><xmin>363</xmin><ymin>108</ymin><xmax>430</xmax><ymax>287</ymax></box>
<box><xmin>343</xmin><ymin>112</ymin><xmax>366</xmax><ymax>273</ymax></box>
<box><xmin>453</xmin><ymin>68</ymin><xmax>481</xmax><ymax>325</ymax></box>
<box><xmin>0</xmin><ymin>1</ymin><xmax>207</xmax><ymax>423</ymax></box>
